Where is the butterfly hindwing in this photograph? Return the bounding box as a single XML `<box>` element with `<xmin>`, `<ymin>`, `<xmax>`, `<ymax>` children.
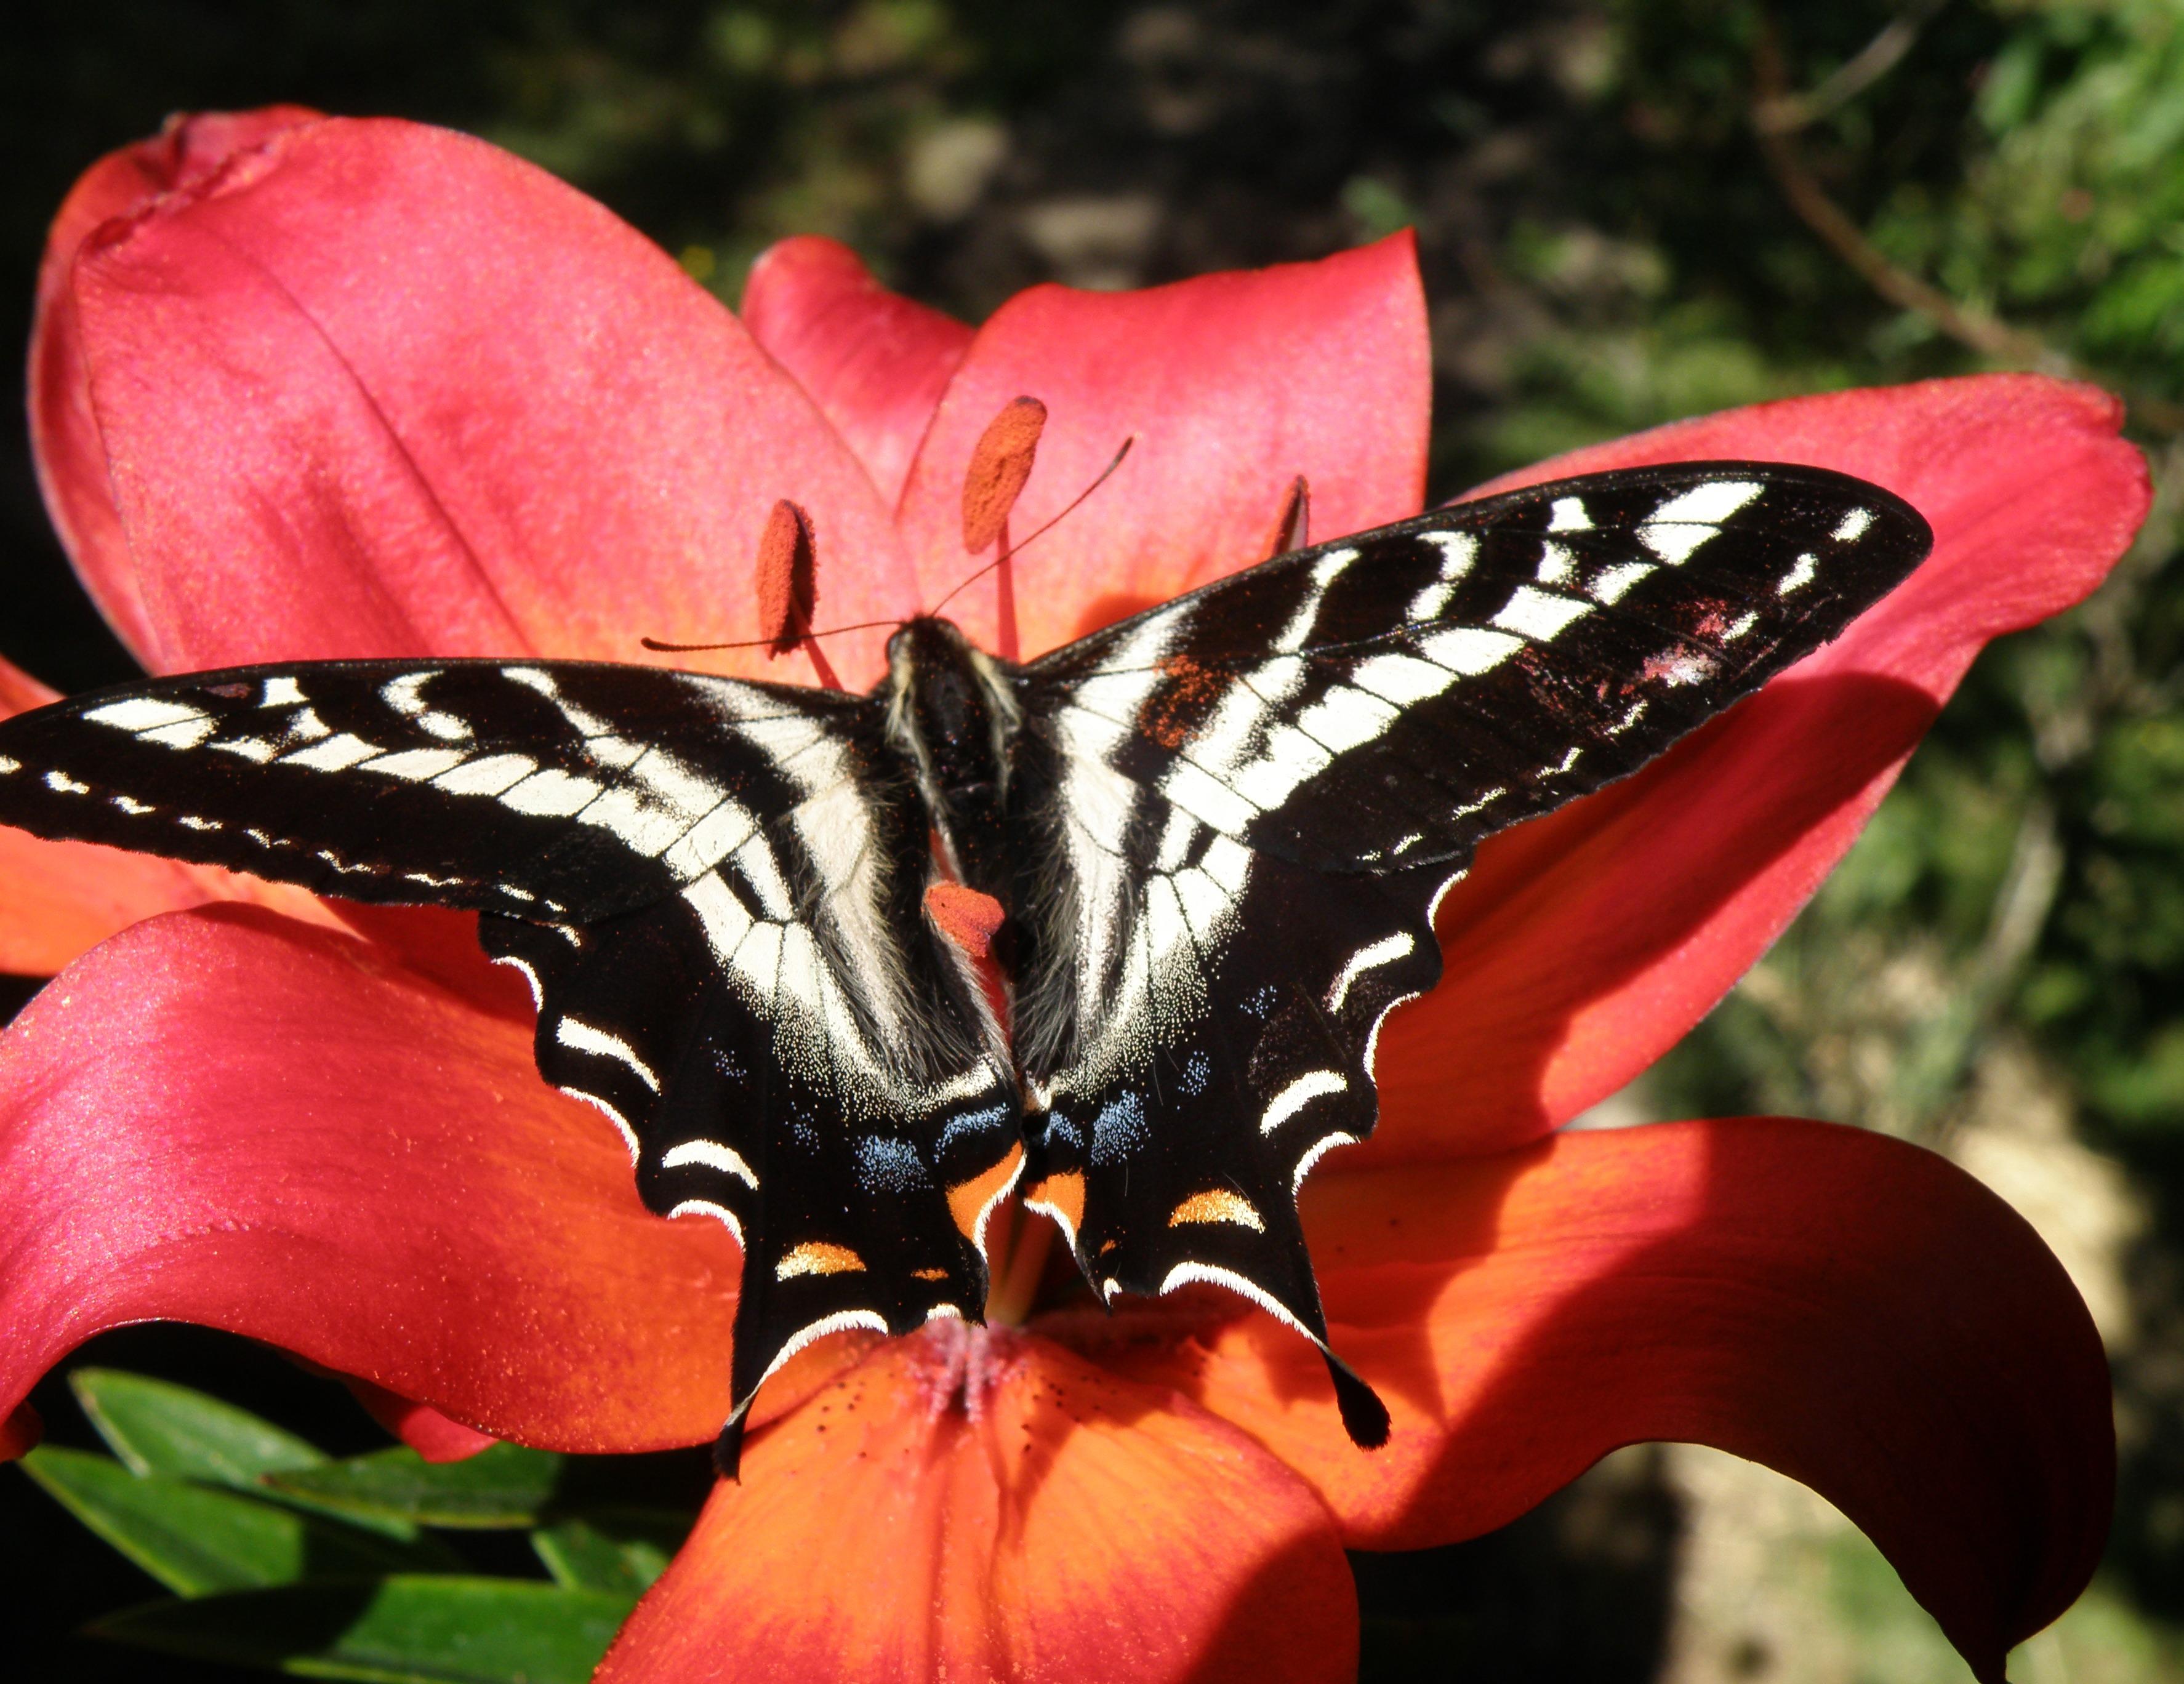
<box><xmin>481</xmin><ymin>860</ymin><xmax>1020</xmax><ymax>1458</ymax></box>
<box><xmin>1008</xmin><ymin>463</ymin><xmax>1931</xmax><ymax>1404</ymax></box>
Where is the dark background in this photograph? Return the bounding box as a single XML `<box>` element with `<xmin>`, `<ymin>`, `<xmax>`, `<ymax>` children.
<box><xmin>4</xmin><ymin>2</ymin><xmax>2182</xmax><ymax>1678</ymax></box>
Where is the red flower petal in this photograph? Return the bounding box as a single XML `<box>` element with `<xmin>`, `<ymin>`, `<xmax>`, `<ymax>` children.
<box><xmin>0</xmin><ymin>905</ymin><xmax>742</xmax><ymax>1453</ymax></box>
<box><xmin>345</xmin><ymin>1377</ymin><xmax>499</xmax><ymax>1462</ymax></box>
<box><xmin>2</xmin><ymin>1403</ymin><xmax>42</xmax><ymax>1459</ymax></box>
<box><xmin>0</xmin><ymin>829</ymin><xmax>348</xmax><ymax>978</ymax></box>
<box><xmin>30</xmin><ymin>106</ymin><xmax>321</xmax><ymax>665</ymax></box>
<box><xmin>1367</xmin><ymin>375</ymin><xmax>2147</xmax><ymax>1159</ymax></box>
<box><xmin>894</xmin><ymin>233</ymin><xmax>1429</xmax><ymax>655</ymax></box>
<box><xmin>0</xmin><ymin>656</ymin><xmax>347</xmax><ymax>974</ymax></box>
<box><xmin>599</xmin><ymin>1328</ymin><xmax>1357</xmax><ymax>1684</ymax></box>
<box><xmin>61</xmin><ymin>118</ymin><xmax>913</xmax><ymax>686</ymax></box>
<box><xmin>1086</xmin><ymin>1119</ymin><xmax>2111</xmax><ymax>1683</ymax></box>
<box><xmin>0</xmin><ymin>654</ymin><xmax>57</xmax><ymax>716</ymax></box>
<box><xmin>741</xmin><ymin>236</ymin><xmax>973</xmax><ymax>511</ymax></box>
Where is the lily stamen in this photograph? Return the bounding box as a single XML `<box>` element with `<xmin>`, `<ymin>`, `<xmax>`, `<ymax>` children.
<box><xmin>961</xmin><ymin>396</ymin><xmax>1048</xmax><ymax>661</ymax></box>
<box><xmin>1267</xmin><ymin>473</ymin><xmax>1311</xmax><ymax>557</ymax></box>
<box><xmin>753</xmin><ymin>497</ymin><xmax>840</xmax><ymax>689</ymax></box>
<box><xmin>928</xmin><ymin>434</ymin><xmax>1137</xmax><ymax>626</ymax></box>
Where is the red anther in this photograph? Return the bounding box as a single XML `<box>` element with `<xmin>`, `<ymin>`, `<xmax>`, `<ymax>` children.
<box><xmin>962</xmin><ymin>396</ymin><xmax>1047</xmax><ymax>553</ymax></box>
<box><xmin>1266</xmin><ymin>474</ymin><xmax>1311</xmax><ymax>558</ymax></box>
<box><xmin>925</xmin><ymin>880</ymin><xmax>1006</xmax><ymax>960</ymax></box>
<box><xmin>754</xmin><ymin>499</ymin><xmax>818</xmax><ymax>657</ymax></box>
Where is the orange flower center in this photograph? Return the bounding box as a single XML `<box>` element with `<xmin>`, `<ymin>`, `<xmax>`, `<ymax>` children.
<box><xmin>907</xmin><ymin>1315</ymin><xmax>1029</xmax><ymax>1420</ymax></box>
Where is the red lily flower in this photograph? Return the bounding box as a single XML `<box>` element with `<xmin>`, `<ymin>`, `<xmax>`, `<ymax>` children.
<box><xmin>0</xmin><ymin>111</ymin><xmax>2146</xmax><ymax>1683</ymax></box>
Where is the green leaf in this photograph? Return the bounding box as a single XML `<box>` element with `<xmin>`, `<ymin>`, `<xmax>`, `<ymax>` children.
<box><xmin>73</xmin><ymin>1368</ymin><xmax>328</xmax><ymax>1484</ymax></box>
<box><xmin>20</xmin><ymin>1447</ymin><xmax>456</xmax><ymax>1597</ymax></box>
<box><xmin>69</xmin><ymin>1368</ymin><xmax>424</xmax><ymax>1541</ymax></box>
<box><xmin>531</xmin><ymin>1509</ymin><xmax>687</xmax><ymax>1595</ymax></box>
<box><xmin>265</xmin><ymin>1443</ymin><xmax>564</xmax><ymax>1528</ymax></box>
<box><xmin>90</xmin><ymin>1576</ymin><xmax>638</xmax><ymax>1684</ymax></box>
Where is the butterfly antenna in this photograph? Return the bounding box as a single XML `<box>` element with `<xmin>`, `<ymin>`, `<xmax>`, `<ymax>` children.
<box><xmin>640</xmin><ymin>617</ymin><xmax>902</xmax><ymax>655</ymax></box>
<box><xmin>644</xmin><ymin>435</ymin><xmax>1133</xmax><ymax>654</ymax></box>
<box><xmin>928</xmin><ymin>436</ymin><xmax>1136</xmax><ymax>622</ymax></box>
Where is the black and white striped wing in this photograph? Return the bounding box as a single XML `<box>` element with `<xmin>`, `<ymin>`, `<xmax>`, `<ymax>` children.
<box><xmin>1008</xmin><ymin>462</ymin><xmax>1930</xmax><ymax>1435</ymax></box>
<box><xmin>0</xmin><ymin>658</ymin><xmax>877</xmax><ymax>923</ymax></box>
<box><xmin>0</xmin><ymin>660</ymin><xmax>1024</xmax><ymax>1467</ymax></box>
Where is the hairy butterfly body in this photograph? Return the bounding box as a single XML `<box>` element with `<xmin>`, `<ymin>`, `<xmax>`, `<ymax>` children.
<box><xmin>0</xmin><ymin>462</ymin><xmax>1931</xmax><ymax>1473</ymax></box>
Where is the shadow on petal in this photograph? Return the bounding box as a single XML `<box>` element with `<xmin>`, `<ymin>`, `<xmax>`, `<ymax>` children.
<box><xmin>1367</xmin><ymin>670</ymin><xmax>1937</xmax><ymax>1161</ymax></box>
<box><xmin>1104</xmin><ymin>1119</ymin><xmax>2110</xmax><ymax>1684</ymax></box>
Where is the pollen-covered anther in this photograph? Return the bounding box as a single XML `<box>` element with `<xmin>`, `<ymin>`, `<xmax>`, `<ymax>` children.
<box><xmin>962</xmin><ymin>396</ymin><xmax>1048</xmax><ymax>553</ymax></box>
<box><xmin>754</xmin><ymin>498</ymin><xmax>819</xmax><ymax>657</ymax></box>
<box><xmin>1266</xmin><ymin>474</ymin><xmax>1311</xmax><ymax>558</ymax></box>
<box><xmin>925</xmin><ymin>880</ymin><xmax>1006</xmax><ymax>960</ymax></box>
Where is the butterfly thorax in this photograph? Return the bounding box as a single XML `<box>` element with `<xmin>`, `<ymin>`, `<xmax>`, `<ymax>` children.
<box><xmin>879</xmin><ymin>616</ymin><xmax>1022</xmax><ymax>899</ymax></box>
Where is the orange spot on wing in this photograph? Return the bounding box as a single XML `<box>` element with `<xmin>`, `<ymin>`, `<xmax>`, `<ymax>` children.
<box><xmin>776</xmin><ymin>1240</ymin><xmax>866</xmax><ymax>1280</ymax></box>
<box><xmin>910</xmin><ymin>1266</ymin><xmax>950</xmax><ymax>1282</ymax></box>
<box><xmin>1139</xmin><ymin>653</ymin><xmax>1230</xmax><ymax>749</ymax></box>
<box><xmin>1024</xmin><ymin>1169</ymin><xmax>1086</xmax><ymax>1237</ymax></box>
<box><xmin>1169</xmin><ymin>1189</ymin><xmax>1266</xmax><ymax>1232</ymax></box>
<box><xmin>947</xmin><ymin>1141</ymin><xmax>1025</xmax><ymax>1245</ymax></box>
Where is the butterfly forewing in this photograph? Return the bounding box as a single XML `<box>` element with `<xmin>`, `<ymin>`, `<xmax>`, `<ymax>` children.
<box><xmin>1023</xmin><ymin>463</ymin><xmax>1925</xmax><ymax>872</ymax></box>
<box><xmin>1006</xmin><ymin>462</ymin><xmax>1929</xmax><ymax>1394</ymax></box>
<box><xmin>0</xmin><ymin>659</ymin><xmax>885</xmax><ymax>922</ymax></box>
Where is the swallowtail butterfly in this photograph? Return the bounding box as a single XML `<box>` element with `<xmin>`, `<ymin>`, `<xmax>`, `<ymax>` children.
<box><xmin>0</xmin><ymin>462</ymin><xmax>1929</xmax><ymax>1472</ymax></box>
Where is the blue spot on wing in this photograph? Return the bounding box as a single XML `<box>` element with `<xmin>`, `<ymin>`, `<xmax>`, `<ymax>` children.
<box><xmin>1045</xmin><ymin>1115</ymin><xmax>1083</xmax><ymax>1153</ymax></box>
<box><xmin>857</xmin><ymin>1136</ymin><xmax>930</xmax><ymax>1192</ymax></box>
<box><xmin>1091</xmin><ymin>1092</ymin><xmax>1146</xmax><ymax>1166</ymax></box>
<box><xmin>938</xmin><ymin>1104</ymin><xmax>1012</xmax><ymax>1154</ymax></box>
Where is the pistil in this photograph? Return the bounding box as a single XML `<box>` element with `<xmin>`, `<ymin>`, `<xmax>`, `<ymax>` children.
<box><xmin>982</xmin><ymin>1200</ymin><xmax>1057</xmax><ymax>1328</ymax></box>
